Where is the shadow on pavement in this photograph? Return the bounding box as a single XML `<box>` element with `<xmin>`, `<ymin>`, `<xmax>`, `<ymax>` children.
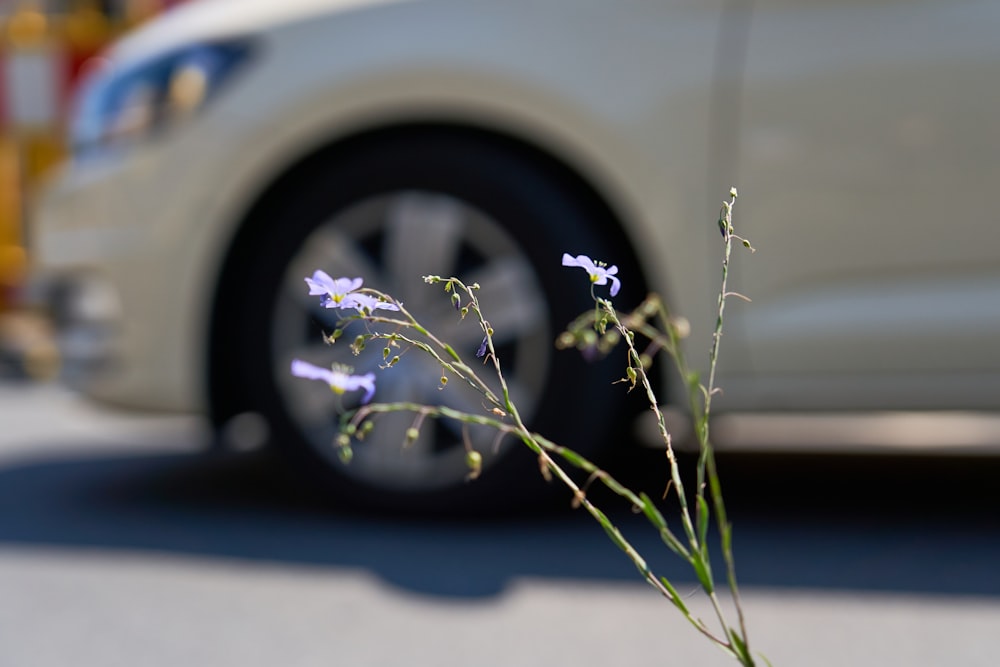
<box><xmin>1</xmin><ymin>441</ymin><xmax>999</xmax><ymax>599</ymax></box>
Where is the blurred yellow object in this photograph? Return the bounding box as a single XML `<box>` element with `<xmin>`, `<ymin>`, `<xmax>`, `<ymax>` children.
<box><xmin>0</xmin><ymin>127</ymin><xmax>56</xmax><ymax>379</ymax></box>
<box><xmin>19</xmin><ymin>132</ymin><xmax>64</xmax><ymax>184</ymax></box>
<box><xmin>63</xmin><ymin>1</ymin><xmax>114</xmax><ymax>54</ymax></box>
<box><xmin>0</xmin><ymin>245</ymin><xmax>27</xmax><ymax>288</ymax></box>
<box><xmin>3</xmin><ymin>1</ymin><xmax>49</xmax><ymax>50</ymax></box>
<box><xmin>0</xmin><ymin>136</ymin><xmax>24</xmax><ymax>306</ymax></box>
<box><xmin>0</xmin><ymin>308</ymin><xmax>59</xmax><ymax>379</ymax></box>
<box><xmin>0</xmin><ymin>131</ymin><xmax>64</xmax><ymax>311</ymax></box>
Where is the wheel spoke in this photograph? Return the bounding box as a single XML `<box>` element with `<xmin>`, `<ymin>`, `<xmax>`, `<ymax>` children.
<box><xmin>427</xmin><ymin>256</ymin><xmax>546</xmax><ymax>349</ymax></box>
<box><xmin>383</xmin><ymin>193</ymin><xmax>465</xmax><ymax>306</ymax></box>
<box><xmin>465</xmin><ymin>255</ymin><xmax>547</xmax><ymax>341</ymax></box>
<box><xmin>292</xmin><ymin>225</ymin><xmax>379</xmax><ymax>283</ymax></box>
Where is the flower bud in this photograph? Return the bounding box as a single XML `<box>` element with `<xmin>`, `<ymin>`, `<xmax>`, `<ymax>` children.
<box><xmin>338</xmin><ymin>445</ymin><xmax>353</xmax><ymax>464</ymax></box>
<box><xmin>405</xmin><ymin>427</ymin><xmax>420</xmax><ymax>446</ymax></box>
<box><xmin>671</xmin><ymin>316</ymin><xmax>691</xmax><ymax>339</ymax></box>
<box><xmin>466</xmin><ymin>450</ymin><xmax>482</xmax><ymax>471</ymax></box>
<box><xmin>451</xmin><ymin>292</ymin><xmax>461</xmax><ymax>310</ymax></box>
<box><xmin>336</xmin><ymin>433</ymin><xmax>351</xmax><ymax>448</ymax></box>
<box><xmin>556</xmin><ymin>331</ymin><xmax>576</xmax><ymax>349</ymax></box>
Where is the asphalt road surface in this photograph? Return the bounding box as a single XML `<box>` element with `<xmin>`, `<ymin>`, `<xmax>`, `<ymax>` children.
<box><xmin>2</xmin><ymin>381</ymin><xmax>1000</xmax><ymax>666</ymax></box>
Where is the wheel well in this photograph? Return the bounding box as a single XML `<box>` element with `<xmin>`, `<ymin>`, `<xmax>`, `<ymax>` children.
<box><xmin>206</xmin><ymin>122</ymin><xmax>648</xmax><ymax>432</ymax></box>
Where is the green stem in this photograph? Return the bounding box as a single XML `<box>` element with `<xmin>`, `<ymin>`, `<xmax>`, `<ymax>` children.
<box><xmin>699</xmin><ymin>191</ymin><xmax>752</xmax><ymax>660</ymax></box>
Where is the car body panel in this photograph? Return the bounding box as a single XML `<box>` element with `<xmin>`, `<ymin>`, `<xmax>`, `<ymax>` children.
<box><xmin>731</xmin><ymin>0</ymin><xmax>1000</xmax><ymax>409</ymax></box>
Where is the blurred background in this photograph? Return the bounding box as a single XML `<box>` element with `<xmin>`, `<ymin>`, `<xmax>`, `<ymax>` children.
<box><xmin>1</xmin><ymin>1</ymin><xmax>1000</xmax><ymax>665</ymax></box>
<box><xmin>1</xmin><ymin>0</ymin><xmax>186</xmax><ymax>380</ymax></box>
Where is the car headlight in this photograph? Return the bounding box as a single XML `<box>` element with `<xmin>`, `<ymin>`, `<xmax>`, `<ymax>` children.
<box><xmin>70</xmin><ymin>39</ymin><xmax>254</xmax><ymax>161</ymax></box>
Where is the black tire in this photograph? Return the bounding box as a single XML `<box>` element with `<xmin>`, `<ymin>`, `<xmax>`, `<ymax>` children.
<box><xmin>212</xmin><ymin>129</ymin><xmax>639</xmax><ymax>514</ymax></box>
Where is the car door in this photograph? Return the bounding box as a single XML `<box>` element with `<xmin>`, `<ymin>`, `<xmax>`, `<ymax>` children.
<box><xmin>726</xmin><ymin>0</ymin><xmax>1000</xmax><ymax>410</ymax></box>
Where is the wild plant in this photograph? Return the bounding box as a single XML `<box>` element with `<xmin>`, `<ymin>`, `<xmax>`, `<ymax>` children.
<box><xmin>290</xmin><ymin>189</ymin><xmax>765</xmax><ymax>666</ymax></box>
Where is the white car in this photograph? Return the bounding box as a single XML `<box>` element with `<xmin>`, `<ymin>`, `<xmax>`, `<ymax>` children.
<box><xmin>31</xmin><ymin>0</ymin><xmax>1000</xmax><ymax>511</ymax></box>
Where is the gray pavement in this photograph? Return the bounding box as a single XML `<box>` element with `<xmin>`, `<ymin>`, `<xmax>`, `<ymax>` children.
<box><xmin>1</xmin><ymin>382</ymin><xmax>999</xmax><ymax>666</ymax></box>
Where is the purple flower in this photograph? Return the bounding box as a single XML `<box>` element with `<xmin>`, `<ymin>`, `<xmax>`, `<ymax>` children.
<box><xmin>345</xmin><ymin>292</ymin><xmax>400</xmax><ymax>313</ymax></box>
<box><xmin>305</xmin><ymin>271</ymin><xmax>361</xmax><ymax>307</ymax></box>
<box><xmin>476</xmin><ymin>336</ymin><xmax>489</xmax><ymax>358</ymax></box>
<box><xmin>291</xmin><ymin>359</ymin><xmax>376</xmax><ymax>404</ymax></box>
<box><xmin>562</xmin><ymin>253</ymin><xmax>621</xmax><ymax>296</ymax></box>
<box><xmin>304</xmin><ymin>270</ymin><xmax>399</xmax><ymax>312</ymax></box>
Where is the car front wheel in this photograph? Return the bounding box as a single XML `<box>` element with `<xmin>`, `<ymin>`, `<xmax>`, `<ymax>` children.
<box><xmin>213</xmin><ymin>129</ymin><xmax>638</xmax><ymax>513</ymax></box>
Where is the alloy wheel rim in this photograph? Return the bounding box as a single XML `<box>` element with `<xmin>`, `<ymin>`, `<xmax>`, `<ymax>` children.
<box><xmin>270</xmin><ymin>191</ymin><xmax>551</xmax><ymax>492</ymax></box>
